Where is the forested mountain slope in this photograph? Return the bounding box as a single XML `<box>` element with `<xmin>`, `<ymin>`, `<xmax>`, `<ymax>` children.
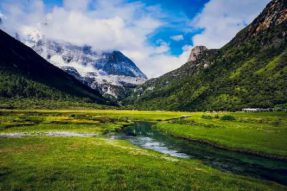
<box><xmin>125</xmin><ymin>0</ymin><xmax>287</xmax><ymax>111</ymax></box>
<box><xmin>0</xmin><ymin>29</ymin><xmax>110</xmax><ymax>106</ymax></box>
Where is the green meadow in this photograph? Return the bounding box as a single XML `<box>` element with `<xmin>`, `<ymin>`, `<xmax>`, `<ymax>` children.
<box><xmin>0</xmin><ymin>109</ymin><xmax>286</xmax><ymax>190</ymax></box>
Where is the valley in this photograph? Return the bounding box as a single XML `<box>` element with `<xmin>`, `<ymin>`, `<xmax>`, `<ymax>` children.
<box><xmin>0</xmin><ymin>109</ymin><xmax>286</xmax><ymax>190</ymax></box>
<box><xmin>0</xmin><ymin>0</ymin><xmax>286</xmax><ymax>190</ymax></box>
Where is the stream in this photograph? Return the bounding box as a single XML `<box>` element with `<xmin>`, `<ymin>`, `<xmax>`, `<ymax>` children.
<box><xmin>112</xmin><ymin>122</ymin><xmax>287</xmax><ymax>186</ymax></box>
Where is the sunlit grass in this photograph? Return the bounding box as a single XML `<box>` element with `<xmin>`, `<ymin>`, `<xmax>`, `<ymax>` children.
<box><xmin>156</xmin><ymin>112</ymin><xmax>287</xmax><ymax>157</ymax></box>
<box><xmin>0</xmin><ymin>109</ymin><xmax>286</xmax><ymax>190</ymax></box>
<box><xmin>0</xmin><ymin>137</ymin><xmax>285</xmax><ymax>191</ymax></box>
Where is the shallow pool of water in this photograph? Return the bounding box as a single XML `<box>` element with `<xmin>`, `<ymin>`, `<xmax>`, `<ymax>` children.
<box><xmin>113</xmin><ymin>122</ymin><xmax>287</xmax><ymax>186</ymax></box>
<box><xmin>0</xmin><ymin>132</ymin><xmax>98</xmax><ymax>138</ymax></box>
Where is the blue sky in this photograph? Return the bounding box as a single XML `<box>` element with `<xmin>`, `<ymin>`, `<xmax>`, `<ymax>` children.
<box><xmin>128</xmin><ymin>0</ymin><xmax>209</xmax><ymax>55</ymax></box>
<box><xmin>142</xmin><ymin>0</ymin><xmax>208</xmax><ymax>55</ymax></box>
<box><xmin>37</xmin><ymin>0</ymin><xmax>210</xmax><ymax>56</ymax></box>
<box><xmin>0</xmin><ymin>0</ymin><xmax>270</xmax><ymax>77</ymax></box>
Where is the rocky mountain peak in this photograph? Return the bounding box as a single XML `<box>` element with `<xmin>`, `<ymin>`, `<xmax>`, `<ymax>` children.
<box><xmin>187</xmin><ymin>46</ymin><xmax>208</xmax><ymax>62</ymax></box>
<box><xmin>97</xmin><ymin>50</ymin><xmax>147</xmax><ymax>79</ymax></box>
<box><xmin>16</xmin><ymin>28</ymin><xmax>147</xmax><ymax>99</ymax></box>
<box><xmin>249</xmin><ymin>0</ymin><xmax>287</xmax><ymax>35</ymax></box>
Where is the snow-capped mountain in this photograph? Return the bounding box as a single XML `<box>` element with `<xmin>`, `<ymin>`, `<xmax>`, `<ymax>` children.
<box><xmin>16</xmin><ymin>27</ymin><xmax>147</xmax><ymax>99</ymax></box>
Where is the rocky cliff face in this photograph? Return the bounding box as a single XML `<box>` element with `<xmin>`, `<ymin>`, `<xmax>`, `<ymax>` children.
<box><xmin>16</xmin><ymin>27</ymin><xmax>147</xmax><ymax>99</ymax></box>
<box><xmin>187</xmin><ymin>46</ymin><xmax>208</xmax><ymax>62</ymax></box>
<box><xmin>250</xmin><ymin>0</ymin><xmax>287</xmax><ymax>35</ymax></box>
<box><xmin>230</xmin><ymin>0</ymin><xmax>287</xmax><ymax>45</ymax></box>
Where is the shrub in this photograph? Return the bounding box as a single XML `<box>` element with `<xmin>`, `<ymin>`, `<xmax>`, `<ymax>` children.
<box><xmin>220</xmin><ymin>115</ymin><xmax>236</xmax><ymax>121</ymax></box>
<box><xmin>202</xmin><ymin>114</ymin><xmax>212</xmax><ymax>119</ymax></box>
<box><xmin>271</xmin><ymin>119</ymin><xmax>281</xmax><ymax>126</ymax></box>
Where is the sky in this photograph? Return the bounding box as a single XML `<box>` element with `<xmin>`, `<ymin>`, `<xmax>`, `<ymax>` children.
<box><xmin>0</xmin><ymin>0</ymin><xmax>270</xmax><ymax>78</ymax></box>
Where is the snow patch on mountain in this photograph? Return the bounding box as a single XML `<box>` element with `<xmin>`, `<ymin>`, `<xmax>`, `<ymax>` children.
<box><xmin>16</xmin><ymin>27</ymin><xmax>147</xmax><ymax>98</ymax></box>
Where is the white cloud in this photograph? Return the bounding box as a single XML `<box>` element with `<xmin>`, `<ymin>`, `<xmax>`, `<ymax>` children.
<box><xmin>0</xmin><ymin>0</ymin><xmax>272</xmax><ymax>78</ymax></box>
<box><xmin>123</xmin><ymin>44</ymin><xmax>192</xmax><ymax>78</ymax></box>
<box><xmin>191</xmin><ymin>0</ymin><xmax>271</xmax><ymax>48</ymax></box>
<box><xmin>0</xmin><ymin>0</ymin><xmax>46</xmax><ymax>34</ymax></box>
<box><xmin>39</xmin><ymin>1</ymin><xmax>163</xmax><ymax>52</ymax></box>
<box><xmin>170</xmin><ymin>34</ymin><xmax>184</xmax><ymax>41</ymax></box>
<box><xmin>0</xmin><ymin>0</ymin><xmax>189</xmax><ymax>78</ymax></box>
<box><xmin>63</xmin><ymin>0</ymin><xmax>90</xmax><ymax>11</ymax></box>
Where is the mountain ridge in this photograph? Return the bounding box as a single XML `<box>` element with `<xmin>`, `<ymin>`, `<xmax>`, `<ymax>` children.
<box><xmin>125</xmin><ymin>0</ymin><xmax>287</xmax><ymax>111</ymax></box>
<box><xmin>16</xmin><ymin>27</ymin><xmax>147</xmax><ymax>99</ymax></box>
<box><xmin>0</xmin><ymin>29</ymin><xmax>110</xmax><ymax>106</ymax></box>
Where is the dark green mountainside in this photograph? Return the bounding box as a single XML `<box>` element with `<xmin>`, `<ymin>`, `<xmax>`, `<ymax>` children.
<box><xmin>125</xmin><ymin>0</ymin><xmax>287</xmax><ymax>111</ymax></box>
<box><xmin>0</xmin><ymin>29</ymin><xmax>110</xmax><ymax>108</ymax></box>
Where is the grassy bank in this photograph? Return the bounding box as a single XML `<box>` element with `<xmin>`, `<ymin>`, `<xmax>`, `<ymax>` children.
<box><xmin>1</xmin><ymin>110</ymin><xmax>286</xmax><ymax>157</ymax></box>
<box><xmin>155</xmin><ymin>112</ymin><xmax>287</xmax><ymax>158</ymax></box>
<box><xmin>1</xmin><ymin>137</ymin><xmax>285</xmax><ymax>191</ymax></box>
<box><xmin>0</xmin><ymin>109</ymin><xmax>286</xmax><ymax>190</ymax></box>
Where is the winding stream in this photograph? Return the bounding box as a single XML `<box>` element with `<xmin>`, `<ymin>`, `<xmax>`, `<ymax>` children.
<box><xmin>112</xmin><ymin>122</ymin><xmax>287</xmax><ymax>186</ymax></box>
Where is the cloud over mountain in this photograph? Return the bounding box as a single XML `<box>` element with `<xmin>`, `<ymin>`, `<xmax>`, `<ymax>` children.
<box><xmin>0</xmin><ymin>0</ymin><xmax>271</xmax><ymax>77</ymax></box>
<box><xmin>191</xmin><ymin>0</ymin><xmax>271</xmax><ymax>48</ymax></box>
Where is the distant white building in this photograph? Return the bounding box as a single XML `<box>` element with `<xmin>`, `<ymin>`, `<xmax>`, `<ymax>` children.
<box><xmin>242</xmin><ymin>108</ymin><xmax>273</xmax><ymax>112</ymax></box>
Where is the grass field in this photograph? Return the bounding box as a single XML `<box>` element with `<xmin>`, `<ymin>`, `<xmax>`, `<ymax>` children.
<box><xmin>156</xmin><ymin>112</ymin><xmax>287</xmax><ymax>158</ymax></box>
<box><xmin>0</xmin><ymin>109</ymin><xmax>286</xmax><ymax>190</ymax></box>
